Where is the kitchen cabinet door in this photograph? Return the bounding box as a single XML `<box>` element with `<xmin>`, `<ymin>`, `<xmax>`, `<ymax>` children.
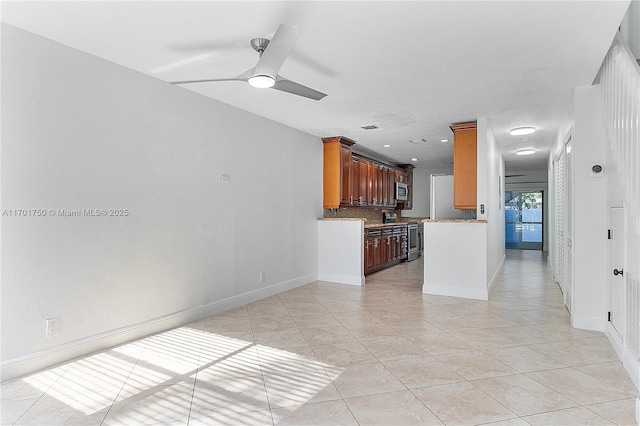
<box><xmin>451</xmin><ymin>123</ymin><xmax>477</xmax><ymax>210</ymax></box>
<box><xmin>376</xmin><ymin>165</ymin><xmax>385</xmax><ymax>207</ymax></box>
<box><xmin>381</xmin><ymin>227</ymin><xmax>391</xmax><ymax>264</ymax></box>
<box><xmin>369</xmin><ymin>161</ymin><xmax>379</xmax><ymax>206</ymax></box>
<box><xmin>322</xmin><ymin>136</ymin><xmax>355</xmax><ymax>209</ymax></box>
<box><xmin>351</xmin><ymin>156</ymin><xmax>362</xmax><ymax>205</ymax></box>
<box><xmin>359</xmin><ymin>158</ymin><xmax>370</xmax><ymax>206</ymax></box>
<box><xmin>387</xmin><ymin>168</ymin><xmax>396</xmax><ymax>207</ymax></box>
<box><xmin>340</xmin><ymin>144</ymin><xmax>352</xmax><ymax>205</ymax></box>
<box><xmin>372</xmin><ymin>237</ymin><xmax>381</xmax><ymax>268</ymax></box>
<box><xmin>388</xmin><ymin>235</ymin><xmax>397</xmax><ymax>261</ymax></box>
<box><xmin>364</xmin><ymin>238</ymin><xmax>373</xmax><ymax>272</ymax></box>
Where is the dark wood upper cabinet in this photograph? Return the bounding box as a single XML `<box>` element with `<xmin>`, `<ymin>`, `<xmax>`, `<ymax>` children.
<box><xmin>323</xmin><ymin>136</ymin><xmax>412</xmax><ymax>209</ymax></box>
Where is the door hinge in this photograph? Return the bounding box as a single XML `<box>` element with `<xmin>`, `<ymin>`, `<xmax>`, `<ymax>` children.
<box><xmin>607</xmin><ymin>311</ymin><xmax>611</xmax><ymax>322</ymax></box>
<box><xmin>607</xmin><ymin>229</ymin><xmax>612</xmax><ymax>239</ymax></box>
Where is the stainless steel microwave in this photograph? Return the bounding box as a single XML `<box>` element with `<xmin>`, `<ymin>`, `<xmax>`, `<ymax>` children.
<box><xmin>396</xmin><ymin>182</ymin><xmax>408</xmax><ymax>201</ymax></box>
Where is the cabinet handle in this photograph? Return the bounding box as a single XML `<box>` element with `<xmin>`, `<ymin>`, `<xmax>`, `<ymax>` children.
<box><xmin>350</xmin><ymin>195</ymin><xmax>353</xmax><ymax>203</ymax></box>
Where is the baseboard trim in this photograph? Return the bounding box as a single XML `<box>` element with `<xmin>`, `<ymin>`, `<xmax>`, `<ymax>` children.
<box><xmin>571</xmin><ymin>315</ymin><xmax>605</xmax><ymax>332</ymax></box>
<box><xmin>317</xmin><ymin>273</ymin><xmax>364</xmax><ymax>286</ymax></box>
<box><xmin>604</xmin><ymin>322</ymin><xmax>624</xmax><ymax>359</ymax></box>
<box><xmin>1</xmin><ymin>273</ymin><xmax>316</xmax><ymax>382</ymax></box>
<box><xmin>487</xmin><ymin>254</ymin><xmax>506</xmax><ymax>296</ymax></box>
<box><xmin>422</xmin><ymin>282</ymin><xmax>488</xmax><ymax>301</ymax></box>
<box><xmin>623</xmin><ymin>349</ymin><xmax>640</xmax><ymax>392</ymax></box>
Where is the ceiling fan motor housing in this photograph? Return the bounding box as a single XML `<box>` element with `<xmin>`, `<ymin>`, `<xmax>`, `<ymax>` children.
<box><xmin>250</xmin><ymin>38</ymin><xmax>270</xmax><ymax>55</ymax></box>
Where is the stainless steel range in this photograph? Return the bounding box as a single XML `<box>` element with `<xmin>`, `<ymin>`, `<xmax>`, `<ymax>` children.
<box><xmin>407</xmin><ymin>223</ymin><xmax>419</xmax><ymax>261</ymax></box>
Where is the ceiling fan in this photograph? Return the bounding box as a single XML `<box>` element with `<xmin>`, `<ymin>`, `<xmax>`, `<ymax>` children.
<box><xmin>170</xmin><ymin>24</ymin><xmax>327</xmax><ymax>101</ymax></box>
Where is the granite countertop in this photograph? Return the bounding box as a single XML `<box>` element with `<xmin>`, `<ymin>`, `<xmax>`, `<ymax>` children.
<box><xmin>423</xmin><ymin>219</ymin><xmax>487</xmax><ymax>223</ymax></box>
<box><xmin>364</xmin><ymin>222</ymin><xmax>410</xmax><ymax>228</ymax></box>
<box><xmin>318</xmin><ymin>217</ymin><xmax>365</xmax><ymax>221</ymax></box>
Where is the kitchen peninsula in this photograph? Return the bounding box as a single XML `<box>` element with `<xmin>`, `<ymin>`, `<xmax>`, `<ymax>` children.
<box><xmin>422</xmin><ymin>218</ymin><xmax>492</xmax><ymax>300</ymax></box>
<box><xmin>318</xmin><ymin>216</ymin><xmax>425</xmax><ymax>286</ymax></box>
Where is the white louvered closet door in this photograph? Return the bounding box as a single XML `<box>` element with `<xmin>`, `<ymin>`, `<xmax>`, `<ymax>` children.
<box><xmin>554</xmin><ymin>151</ymin><xmax>565</xmax><ymax>294</ymax></box>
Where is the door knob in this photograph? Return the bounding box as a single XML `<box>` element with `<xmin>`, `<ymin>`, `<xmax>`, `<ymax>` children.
<box><xmin>613</xmin><ymin>268</ymin><xmax>624</xmax><ymax>276</ymax></box>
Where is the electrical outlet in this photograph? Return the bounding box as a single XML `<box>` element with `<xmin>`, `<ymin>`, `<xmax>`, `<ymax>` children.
<box><xmin>46</xmin><ymin>318</ymin><xmax>59</xmax><ymax>337</ymax></box>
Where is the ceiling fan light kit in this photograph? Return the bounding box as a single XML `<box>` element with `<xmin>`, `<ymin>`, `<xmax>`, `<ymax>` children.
<box><xmin>169</xmin><ymin>24</ymin><xmax>327</xmax><ymax>101</ymax></box>
<box><xmin>248</xmin><ymin>74</ymin><xmax>275</xmax><ymax>88</ymax></box>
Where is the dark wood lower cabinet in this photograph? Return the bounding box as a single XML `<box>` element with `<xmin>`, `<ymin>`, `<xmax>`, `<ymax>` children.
<box><xmin>364</xmin><ymin>225</ymin><xmax>407</xmax><ymax>276</ymax></box>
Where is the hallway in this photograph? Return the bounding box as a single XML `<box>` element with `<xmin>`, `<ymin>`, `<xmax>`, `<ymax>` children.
<box><xmin>2</xmin><ymin>250</ymin><xmax>637</xmax><ymax>425</ymax></box>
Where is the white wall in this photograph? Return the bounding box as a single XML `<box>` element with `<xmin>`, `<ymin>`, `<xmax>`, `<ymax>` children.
<box><xmin>479</xmin><ymin>118</ymin><xmax>506</xmax><ymax>288</ymax></box>
<box><xmin>549</xmin><ymin>85</ymin><xmax>629</xmax><ymax>332</ymax></box>
<box><xmin>571</xmin><ymin>85</ymin><xmax>608</xmax><ymax>330</ymax></box>
<box><xmin>402</xmin><ymin>164</ymin><xmax>452</xmax><ymax>218</ymax></box>
<box><xmin>1</xmin><ymin>25</ymin><xmax>322</xmax><ymax>380</ymax></box>
<box><xmin>621</xmin><ymin>0</ymin><xmax>640</xmax><ymax>60</ymax></box>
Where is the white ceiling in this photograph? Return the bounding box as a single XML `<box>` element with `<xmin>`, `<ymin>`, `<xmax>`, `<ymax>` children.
<box><xmin>1</xmin><ymin>1</ymin><xmax>630</xmax><ymax>172</ymax></box>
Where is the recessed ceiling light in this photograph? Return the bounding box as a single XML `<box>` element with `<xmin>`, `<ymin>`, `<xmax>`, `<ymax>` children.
<box><xmin>361</xmin><ymin>124</ymin><xmax>378</xmax><ymax>130</ymax></box>
<box><xmin>409</xmin><ymin>138</ymin><xmax>428</xmax><ymax>144</ymax></box>
<box><xmin>440</xmin><ymin>139</ymin><xmax>449</xmax><ymax>143</ymax></box>
<box><xmin>516</xmin><ymin>148</ymin><xmax>536</xmax><ymax>156</ymax></box>
<box><xmin>411</xmin><ymin>158</ymin><xmax>418</xmax><ymax>162</ymax></box>
<box><xmin>510</xmin><ymin>127</ymin><xmax>536</xmax><ymax>136</ymax></box>
<box><xmin>383</xmin><ymin>144</ymin><xmax>391</xmax><ymax>148</ymax></box>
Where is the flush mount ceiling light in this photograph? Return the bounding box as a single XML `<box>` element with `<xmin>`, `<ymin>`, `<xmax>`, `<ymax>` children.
<box><xmin>361</xmin><ymin>124</ymin><xmax>378</xmax><ymax>130</ymax></box>
<box><xmin>411</xmin><ymin>158</ymin><xmax>418</xmax><ymax>162</ymax></box>
<box><xmin>440</xmin><ymin>139</ymin><xmax>449</xmax><ymax>143</ymax></box>
<box><xmin>516</xmin><ymin>148</ymin><xmax>536</xmax><ymax>156</ymax></box>
<box><xmin>510</xmin><ymin>127</ymin><xmax>536</xmax><ymax>136</ymax></box>
<box><xmin>383</xmin><ymin>144</ymin><xmax>391</xmax><ymax>148</ymax></box>
<box><xmin>247</xmin><ymin>74</ymin><xmax>275</xmax><ymax>88</ymax></box>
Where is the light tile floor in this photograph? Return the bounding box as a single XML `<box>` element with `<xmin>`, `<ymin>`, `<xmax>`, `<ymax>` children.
<box><xmin>2</xmin><ymin>250</ymin><xmax>638</xmax><ymax>425</ymax></box>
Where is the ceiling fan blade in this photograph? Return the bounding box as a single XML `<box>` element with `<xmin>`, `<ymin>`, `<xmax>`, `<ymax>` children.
<box><xmin>170</xmin><ymin>69</ymin><xmax>253</xmax><ymax>85</ymax></box>
<box><xmin>254</xmin><ymin>24</ymin><xmax>299</xmax><ymax>78</ymax></box>
<box><xmin>272</xmin><ymin>76</ymin><xmax>327</xmax><ymax>101</ymax></box>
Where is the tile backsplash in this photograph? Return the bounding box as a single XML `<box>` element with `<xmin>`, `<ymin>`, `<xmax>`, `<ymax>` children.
<box><xmin>322</xmin><ymin>207</ymin><xmax>398</xmax><ymax>221</ymax></box>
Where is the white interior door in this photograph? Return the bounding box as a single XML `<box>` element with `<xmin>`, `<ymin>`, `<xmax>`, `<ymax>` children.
<box><xmin>564</xmin><ymin>137</ymin><xmax>573</xmax><ymax>313</ymax></box>
<box><xmin>554</xmin><ymin>152</ymin><xmax>565</xmax><ymax>294</ymax></box>
<box><xmin>609</xmin><ymin>207</ymin><xmax>624</xmax><ymax>336</ymax></box>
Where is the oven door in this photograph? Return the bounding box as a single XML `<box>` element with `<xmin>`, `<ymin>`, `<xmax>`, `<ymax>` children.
<box><xmin>407</xmin><ymin>224</ymin><xmax>419</xmax><ymax>261</ymax></box>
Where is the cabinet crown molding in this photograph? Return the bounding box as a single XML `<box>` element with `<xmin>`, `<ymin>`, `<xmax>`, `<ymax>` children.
<box><xmin>449</xmin><ymin>122</ymin><xmax>477</xmax><ymax>132</ymax></box>
<box><xmin>322</xmin><ymin>136</ymin><xmax>356</xmax><ymax>146</ymax></box>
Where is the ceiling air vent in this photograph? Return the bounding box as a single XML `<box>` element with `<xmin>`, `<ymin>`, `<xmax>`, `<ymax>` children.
<box><xmin>361</xmin><ymin>124</ymin><xmax>378</xmax><ymax>130</ymax></box>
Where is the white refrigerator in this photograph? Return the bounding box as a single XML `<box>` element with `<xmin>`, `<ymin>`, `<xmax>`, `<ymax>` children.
<box><xmin>430</xmin><ymin>174</ymin><xmax>466</xmax><ymax>219</ymax></box>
